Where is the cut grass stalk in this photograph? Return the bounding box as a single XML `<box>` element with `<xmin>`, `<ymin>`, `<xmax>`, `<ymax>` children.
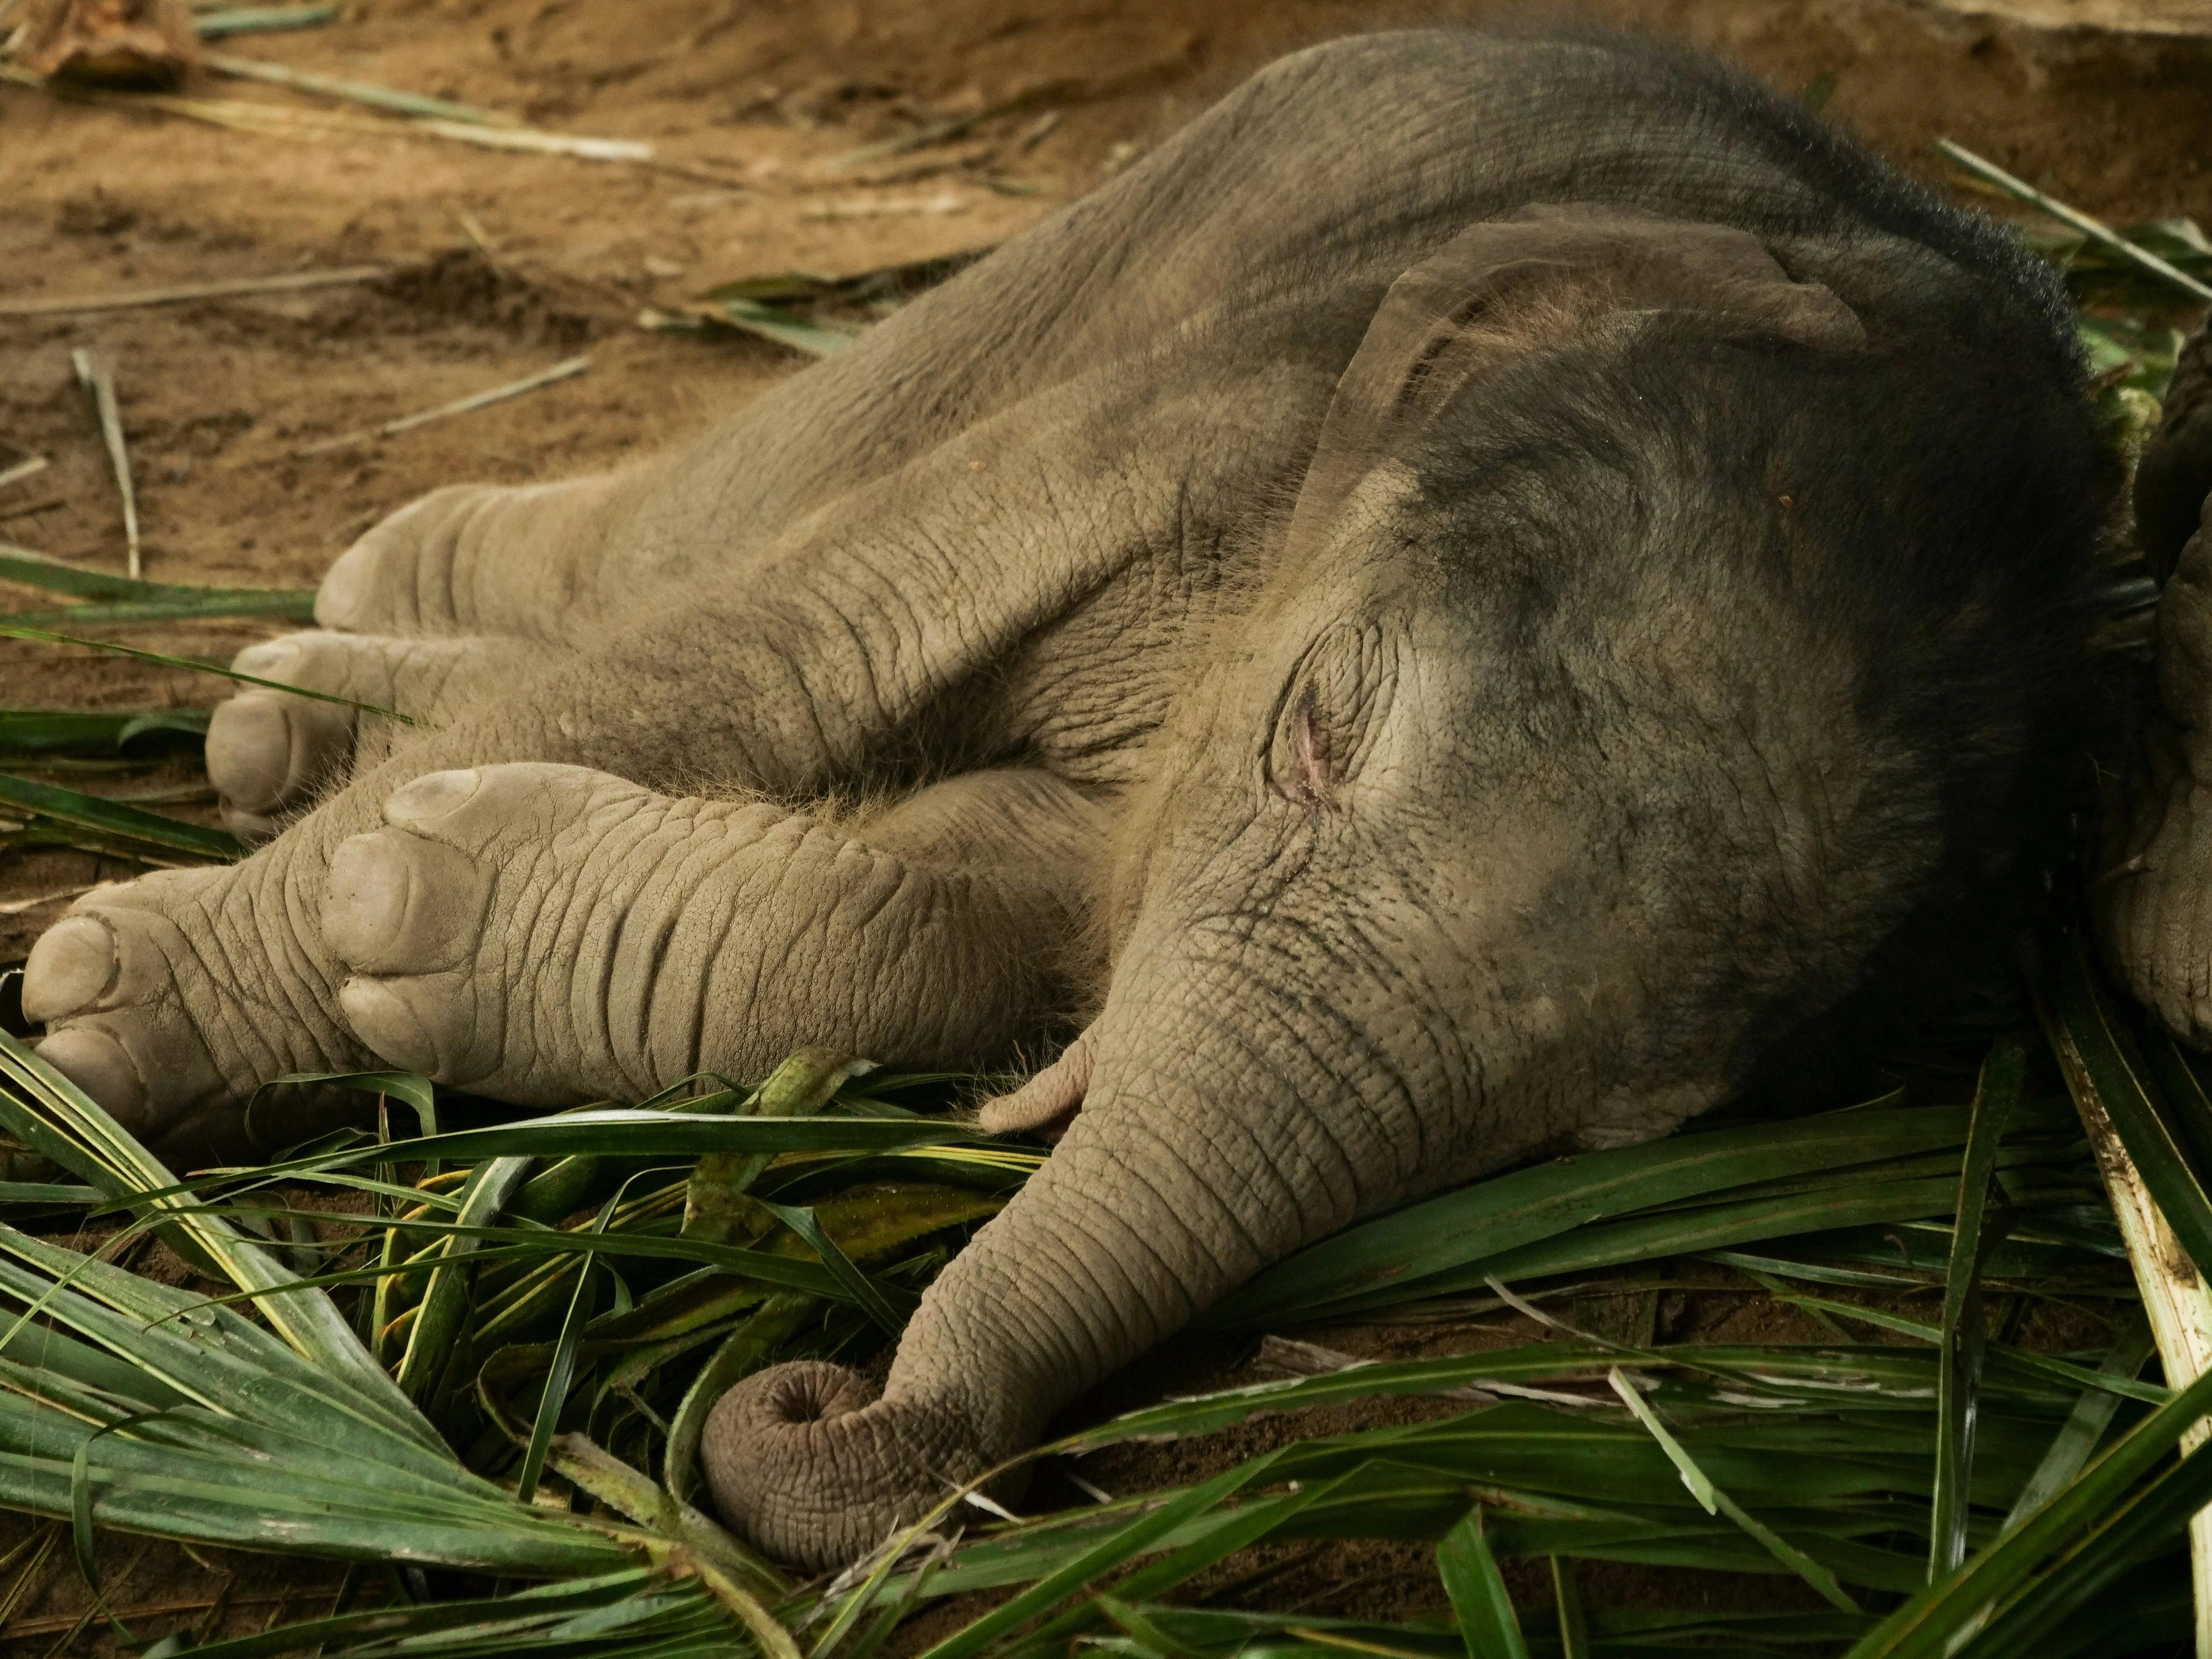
<box><xmin>2041</xmin><ymin>934</ymin><xmax>2212</xmax><ymax>1655</ymax></box>
<box><xmin>0</xmin><ymin>883</ymin><xmax>96</xmax><ymax>917</ymax></box>
<box><xmin>0</xmin><ymin>620</ymin><xmax>410</xmax><ymax>722</ymax></box>
<box><xmin>0</xmin><ymin>458</ymin><xmax>49</xmax><ymax>490</ymax></box>
<box><xmin>1938</xmin><ymin>139</ymin><xmax>2212</xmax><ymax>306</ymax></box>
<box><xmin>640</xmin><ymin>299</ymin><xmax>856</xmax><ymax>357</ymax></box>
<box><xmin>70</xmin><ymin>352</ymin><xmax>139</xmax><ymax>580</ymax></box>
<box><xmin>192</xmin><ymin>5</ymin><xmax>338</xmax><ymax>38</ymax></box>
<box><xmin>201</xmin><ymin>49</ymin><xmax>518</xmax><ymax>126</ymax></box>
<box><xmin>0</xmin><ymin>66</ymin><xmax>653</xmax><ymax>165</ymax></box>
<box><xmin>0</xmin><ymin>266</ymin><xmax>388</xmax><ymax>319</ymax></box>
<box><xmin>288</xmin><ymin>355</ymin><xmax>591</xmax><ymax>459</ymax></box>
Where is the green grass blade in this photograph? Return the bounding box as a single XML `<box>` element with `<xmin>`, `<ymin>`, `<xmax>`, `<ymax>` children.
<box><xmin>915</xmin><ymin>1452</ymin><xmax>1287</xmax><ymax>1659</ymax></box>
<box><xmin>1606</xmin><ymin>1369</ymin><xmax>1859</xmax><ymax>1612</ymax></box>
<box><xmin>757</xmin><ymin>1198</ymin><xmax>916</xmax><ymax>1335</ymax></box>
<box><xmin>0</xmin><ymin>1181</ymin><xmax>101</xmax><ymax>1206</ymax></box>
<box><xmin>1550</xmin><ymin>1556</ymin><xmax>1589</xmax><ymax>1659</ymax></box>
<box><xmin>1845</xmin><ymin>1367</ymin><xmax>2212</xmax><ymax>1657</ymax></box>
<box><xmin>149</xmin><ymin>1572</ymin><xmax>677</xmax><ymax>1659</ymax></box>
<box><xmin>0</xmin><ymin>547</ymin><xmax>315</xmax><ymax>613</ymax></box>
<box><xmin>0</xmin><ymin>708</ymin><xmax>207</xmax><ymax>758</ymax></box>
<box><xmin>1202</xmin><ymin>1104</ymin><xmax>1973</xmax><ymax>1331</ymax></box>
<box><xmin>194</xmin><ymin>5</ymin><xmax>339</xmax><ymax>38</ymax></box>
<box><xmin>167</xmin><ymin>1204</ymin><xmax>861</xmax><ymax>1303</ymax></box>
<box><xmin>1955</xmin><ymin>1457</ymin><xmax>2212</xmax><ymax>1658</ymax></box>
<box><xmin>2136</xmin><ymin>1029</ymin><xmax>2212</xmax><ymax>1186</ymax></box>
<box><xmin>2044</xmin><ymin>930</ymin><xmax>2212</xmax><ymax>1276</ymax></box>
<box><xmin>0</xmin><ymin>772</ymin><xmax>240</xmax><ymax>861</ymax></box>
<box><xmin>1930</xmin><ymin>1037</ymin><xmax>2023</xmax><ymax>1580</ymax></box>
<box><xmin>396</xmin><ymin>1157</ymin><xmax>534</xmax><ymax>1400</ymax></box>
<box><xmin>267</xmin><ymin>1068</ymin><xmax>439</xmax><ymax>1137</ymax></box>
<box><xmin>1437</xmin><ymin>1507</ymin><xmax>1528</xmax><ymax>1659</ymax></box>
<box><xmin>128</xmin><ymin>1109</ymin><xmax>999</xmax><ymax>1203</ymax></box>
<box><xmin>2001</xmin><ymin>1319</ymin><xmax>2158</xmax><ymax>1534</ymax></box>
<box><xmin>1</xmin><ymin>596</ymin><xmax>320</xmax><ymax>628</ymax></box>
<box><xmin>516</xmin><ymin>1257</ymin><xmax>597</xmax><ymax>1504</ymax></box>
<box><xmin>0</xmin><ymin>1030</ymin><xmax>436</xmax><ymax>1445</ymax></box>
<box><xmin>0</xmin><ymin>620</ymin><xmax>412</xmax><ymax>722</ymax></box>
<box><xmin>1016</xmin><ymin>1475</ymin><xmax>1356</xmax><ymax>1656</ymax></box>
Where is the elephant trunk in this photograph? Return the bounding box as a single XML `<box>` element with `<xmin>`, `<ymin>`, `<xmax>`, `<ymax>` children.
<box><xmin>704</xmin><ymin>963</ymin><xmax>1401</xmax><ymax>1569</ymax></box>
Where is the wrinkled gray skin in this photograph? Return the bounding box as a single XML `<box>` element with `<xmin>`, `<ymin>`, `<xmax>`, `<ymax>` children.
<box><xmin>2098</xmin><ymin>319</ymin><xmax>2212</xmax><ymax>1037</ymax></box>
<box><xmin>23</xmin><ymin>29</ymin><xmax>2113</xmax><ymax>1568</ymax></box>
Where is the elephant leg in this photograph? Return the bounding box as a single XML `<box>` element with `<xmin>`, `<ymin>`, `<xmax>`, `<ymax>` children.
<box><xmin>320</xmin><ymin>763</ymin><xmax>1102</xmax><ymax>1103</ymax></box>
<box><xmin>2102</xmin><ymin>359</ymin><xmax>2212</xmax><ymax>1035</ymax></box>
<box><xmin>2135</xmin><ymin>319</ymin><xmax>2212</xmax><ymax>580</ymax></box>
<box><xmin>20</xmin><ymin>346</ymin><xmax>1293</xmax><ymax>1159</ymax></box>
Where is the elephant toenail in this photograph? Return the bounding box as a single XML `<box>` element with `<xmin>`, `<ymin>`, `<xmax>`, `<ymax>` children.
<box><xmin>324</xmin><ymin>834</ymin><xmax>411</xmax><ymax>966</ymax></box>
<box><xmin>205</xmin><ymin>695</ymin><xmax>297</xmax><ymax>814</ymax></box>
<box><xmin>338</xmin><ymin>978</ymin><xmax>441</xmax><ymax>1077</ymax></box>
<box><xmin>384</xmin><ymin>769</ymin><xmax>483</xmax><ymax>830</ymax></box>
<box><xmin>314</xmin><ymin>541</ymin><xmax>377</xmax><ymax>630</ymax></box>
<box><xmin>231</xmin><ymin>640</ymin><xmax>304</xmax><ymax>681</ymax></box>
<box><xmin>325</xmin><ymin>832</ymin><xmax>487</xmax><ymax>973</ymax></box>
<box><xmin>35</xmin><ymin>1027</ymin><xmax>148</xmax><ymax>1120</ymax></box>
<box><xmin>22</xmin><ymin>917</ymin><xmax>119</xmax><ymax>1022</ymax></box>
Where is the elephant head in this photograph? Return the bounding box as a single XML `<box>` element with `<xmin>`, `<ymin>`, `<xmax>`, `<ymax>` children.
<box><xmin>702</xmin><ymin>207</ymin><xmax>2108</xmax><ymax>1568</ymax></box>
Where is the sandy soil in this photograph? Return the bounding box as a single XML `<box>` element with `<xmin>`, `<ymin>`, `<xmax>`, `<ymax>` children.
<box><xmin>0</xmin><ymin>0</ymin><xmax>2204</xmax><ymax>1647</ymax></box>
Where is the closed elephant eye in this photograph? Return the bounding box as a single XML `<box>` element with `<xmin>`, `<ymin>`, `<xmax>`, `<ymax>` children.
<box><xmin>1275</xmin><ymin>687</ymin><xmax>1332</xmax><ymax>804</ymax></box>
<box><xmin>1266</xmin><ymin>623</ymin><xmax>1393</xmax><ymax>805</ymax></box>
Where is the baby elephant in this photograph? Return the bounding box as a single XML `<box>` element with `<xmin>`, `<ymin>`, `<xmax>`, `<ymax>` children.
<box><xmin>24</xmin><ymin>28</ymin><xmax>2118</xmax><ymax>1566</ymax></box>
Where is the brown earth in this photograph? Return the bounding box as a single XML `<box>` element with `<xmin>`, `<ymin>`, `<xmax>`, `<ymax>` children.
<box><xmin>0</xmin><ymin>0</ymin><xmax>2202</xmax><ymax>1648</ymax></box>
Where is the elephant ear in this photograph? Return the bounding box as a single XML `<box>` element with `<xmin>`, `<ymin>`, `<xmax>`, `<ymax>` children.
<box><xmin>1287</xmin><ymin>204</ymin><xmax>1866</xmax><ymax>546</ymax></box>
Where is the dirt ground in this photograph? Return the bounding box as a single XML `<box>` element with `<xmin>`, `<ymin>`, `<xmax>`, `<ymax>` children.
<box><xmin>0</xmin><ymin>0</ymin><xmax>2206</xmax><ymax>1648</ymax></box>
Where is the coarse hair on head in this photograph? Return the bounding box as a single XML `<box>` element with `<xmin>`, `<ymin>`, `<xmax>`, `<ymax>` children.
<box><xmin>1406</xmin><ymin>307</ymin><xmax>2116</xmax><ymax>1093</ymax></box>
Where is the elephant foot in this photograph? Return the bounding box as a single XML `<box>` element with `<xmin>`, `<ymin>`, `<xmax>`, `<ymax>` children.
<box><xmin>22</xmin><ymin>861</ymin><xmax>372</xmax><ymax>1164</ymax></box>
<box><xmin>312</xmin><ymin>477</ymin><xmax>623</xmax><ymax>640</ymax></box>
<box><xmin>2099</xmin><ymin>721</ymin><xmax>2212</xmax><ymax>1042</ymax></box>
<box><xmin>206</xmin><ymin>632</ymin><xmax>550</xmax><ymax>841</ymax></box>
<box><xmin>2136</xmin><ymin>319</ymin><xmax>2212</xmax><ymax>578</ymax></box>
<box><xmin>702</xmin><ymin>1361</ymin><xmax>997</xmax><ymax>1571</ymax></box>
<box><xmin>2104</xmin><ymin>316</ymin><xmax>2212</xmax><ymax>1038</ymax></box>
<box><xmin>321</xmin><ymin>762</ymin><xmax>841</xmax><ymax>1104</ymax></box>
